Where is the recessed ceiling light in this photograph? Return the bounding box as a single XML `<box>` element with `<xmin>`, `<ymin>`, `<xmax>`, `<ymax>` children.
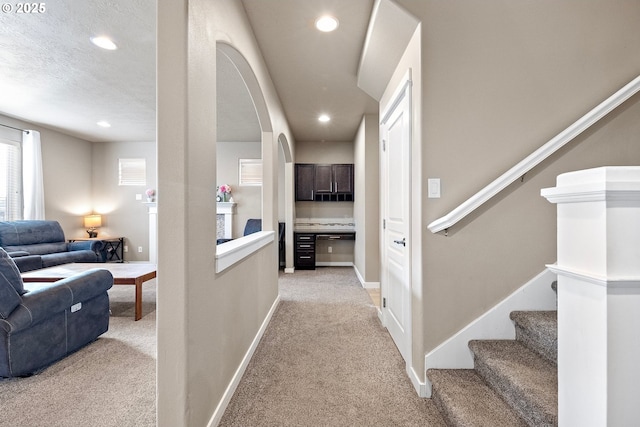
<box><xmin>315</xmin><ymin>15</ymin><xmax>339</xmax><ymax>32</ymax></box>
<box><xmin>318</xmin><ymin>114</ymin><xmax>331</xmax><ymax>123</ymax></box>
<box><xmin>97</xmin><ymin>121</ymin><xmax>111</xmax><ymax>128</ymax></box>
<box><xmin>90</xmin><ymin>36</ymin><xmax>117</xmax><ymax>50</ymax></box>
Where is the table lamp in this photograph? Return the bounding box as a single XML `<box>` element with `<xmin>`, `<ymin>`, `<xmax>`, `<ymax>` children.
<box><xmin>84</xmin><ymin>214</ymin><xmax>102</xmax><ymax>238</ymax></box>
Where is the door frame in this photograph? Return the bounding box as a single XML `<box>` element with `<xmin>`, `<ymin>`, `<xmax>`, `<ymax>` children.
<box><xmin>380</xmin><ymin>70</ymin><xmax>413</xmax><ymax>373</ymax></box>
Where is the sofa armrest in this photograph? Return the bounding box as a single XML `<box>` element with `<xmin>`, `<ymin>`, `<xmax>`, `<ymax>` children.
<box><xmin>2</xmin><ymin>269</ymin><xmax>113</xmax><ymax>333</ymax></box>
<box><xmin>68</xmin><ymin>240</ymin><xmax>104</xmax><ymax>253</ymax></box>
<box><xmin>6</xmin><ymin>251</ymin><xmax>30</xmax><ymax>258</ymax></box>
<box><xmin>11</xmin><ymin>255</ymin><xmax>43</xmax><ymax>273</ymax></box>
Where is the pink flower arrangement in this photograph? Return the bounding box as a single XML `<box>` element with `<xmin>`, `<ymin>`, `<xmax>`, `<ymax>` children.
<box><xmin>218</xmin><ymin>184</ymin><xmax>231</xmax><ymax>194</ymax></box>
<box><xmin>145</xmin><ymin>188</ymin><xmax>155</xmax><ymax>197</ymax></box>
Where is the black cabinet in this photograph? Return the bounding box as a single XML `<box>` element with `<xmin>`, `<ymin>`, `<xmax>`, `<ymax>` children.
<box><xmin>294</xmin><ymin>233</ymin><xmax>316</xmax><ymax>269</ymax></box>
<box><xmin>295</xmin><ymin>164</ymin><xmax>315</xmax><ymax>201</ymax></box>
<box><xmin>295</xmin><ymin>163</ymin><xmax>354</xmax><ymax>202</ymax></box>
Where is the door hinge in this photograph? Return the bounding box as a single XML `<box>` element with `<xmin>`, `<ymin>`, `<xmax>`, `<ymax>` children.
<box><xmin>383</xmin><ymin>297</ymin><xmax>386</xmax><ymax>308</ymax></box>
<box><xmin>383</xmin><ymin>219</ymin><xmax>386</xmax><ymax>229</ymax></box>
<box><xmin>382</xmin><ymin>139</ymin><xmax>386</xmax><ymax>151</ymax></box>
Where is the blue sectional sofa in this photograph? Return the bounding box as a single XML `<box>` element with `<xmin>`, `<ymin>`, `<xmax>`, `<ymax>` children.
<box><xmin>0</xmin><ymin>220</ymin><xmax>106</xmax><ymax>272</ymax></box>
<box><xmin>0</xmin><ymin>248</ymin><xmax>113</xmax><ymax>377</ymax></box>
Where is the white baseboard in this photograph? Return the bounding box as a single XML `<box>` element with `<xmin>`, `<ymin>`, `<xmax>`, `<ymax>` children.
<box><xmin>315</xmin><ymin>262</ymin><xmax>353</xmax><ymax>267</ymax></box>
<box><xmin>208</xmin><ymin>295</ymin><xmax>281</xmax><ymax>427</ymax></box>
<box><xmin>409</xmin><ymin>365</ymin><xmax>429</xmax><ymax>397</ymax></box>
<box><xmin>423</xmin><ymin>268</ymin><xmax>557</xmax><ymax>397</ymax></box>
<box><xmin>284</xmin><ymin>267</ymin><xmax>295</xmax><ymax>274</ymax></box>
<box><xmin>353</xmin><ymin>265</ymin><xmax>380</xmax><ymax>289</ymax></box>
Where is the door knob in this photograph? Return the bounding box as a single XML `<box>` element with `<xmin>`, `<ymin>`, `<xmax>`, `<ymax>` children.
<box><xmin>393</xmin><ymin>238</ymin><xmax>406</xmax><ymax>246</ymax></box>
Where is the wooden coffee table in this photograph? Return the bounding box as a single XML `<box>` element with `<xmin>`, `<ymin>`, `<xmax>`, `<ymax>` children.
<box><xmin>22</xmin><ymin>263</ymin><xmax>157</xmax><ymax>321</ymax></box>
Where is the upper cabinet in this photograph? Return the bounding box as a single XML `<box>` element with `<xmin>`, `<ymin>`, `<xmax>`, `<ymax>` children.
<box><xmin>295</xmin><ymin>164</ymin><xmax>315</xmax><ymax>201</ymax></box>
<box><xmin>295</xmin><ymin>163</ymin><xmax>354</xmax><ymax>202</ymax></box>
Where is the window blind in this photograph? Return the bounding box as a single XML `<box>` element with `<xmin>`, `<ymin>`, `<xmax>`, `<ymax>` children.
<box><xmin>239</xmin><ymin>159</ymin><xmax>262</xmax><ymax>186</ymax></box>
<box><xmin>0</xmin><ymin>138</ymin><xmax>22</xmax><ymax>220</ymax></box>
<box><xmin>118</xmin><ymin>158</ymin><xmax>146</xmax><ymax>186</ymax></box>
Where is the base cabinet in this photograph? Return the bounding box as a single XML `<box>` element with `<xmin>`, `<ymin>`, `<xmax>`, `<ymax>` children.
<box><xmin>294</xmin><ymin>233</ymin><xmax>316</xmax><ymax>270</ymax></box>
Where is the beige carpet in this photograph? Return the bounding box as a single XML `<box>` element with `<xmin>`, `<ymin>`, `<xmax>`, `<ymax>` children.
<box><xmin>0</xmin><ymin>279</ymin><xmax>157</xmax><ymax>427</ymax></box>
<box><xmin>220</xmin><ymin>267</ymin><xmax>446</xmax><ymax>427</ymax></box>
<box><xmin>1</xmin><ymin>268</ymin><xmax>446</xmax><ymax>427</ymax></box>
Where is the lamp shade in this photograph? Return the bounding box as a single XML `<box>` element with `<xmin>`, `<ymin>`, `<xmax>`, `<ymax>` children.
<box><xmin>83</xmin><ymin>214</ymin><xmax>102</xmax><ymax>229</ymax></box>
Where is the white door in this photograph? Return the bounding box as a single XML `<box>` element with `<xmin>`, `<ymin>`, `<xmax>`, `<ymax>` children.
<box><xmin>380</xmin><ymin>75</ymin><xmax>412</xmax><ymax>363</ymax></box>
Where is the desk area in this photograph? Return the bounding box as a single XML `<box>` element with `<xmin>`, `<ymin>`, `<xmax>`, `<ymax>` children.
<box><xmin>294</xmin><ymin>218</ymin><xmax>355</xmax><ymax>270</ymax></box>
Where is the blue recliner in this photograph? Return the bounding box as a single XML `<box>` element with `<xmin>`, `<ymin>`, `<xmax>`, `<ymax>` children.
<box><xmin>0</xmin><ymin>248</ymin><xmax>113</xmax><ymax>377</ymax></box>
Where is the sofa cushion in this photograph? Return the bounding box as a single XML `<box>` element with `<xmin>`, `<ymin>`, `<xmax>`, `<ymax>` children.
<box><xmin>0</xmin><ymin>248</ymin><xmax>26</xmax><ymax>295</ymax></box>
<box><xmin>41</xmin><ymin>250</ymin><xmax>98</xmax><ymax>268</ymax></box>
<box><xmin>0</xmin><ymin>279</ymin><xmax>21</xmax><ymax>320</ymax></box>
<box><xmin>0</xmin><ymin>220</ymin><xmax>65</xmax><ymax>247</ymax></box>
<box><xmin>3</xmin><ymin>242</ymin><xmax>68</xmax><ymax>256</ymax></box>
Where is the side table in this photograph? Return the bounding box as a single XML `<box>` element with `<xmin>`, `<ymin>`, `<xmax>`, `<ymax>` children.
<box><xmin>69</xmin><ymin>237</ymin><xmax>125</xmax><ymax>262</ymax></box>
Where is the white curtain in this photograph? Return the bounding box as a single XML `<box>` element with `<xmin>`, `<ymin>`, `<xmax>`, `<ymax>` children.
<box><xmin>22</xmin><ymin>130</ymin><xmax>46</xmax><ymax>219</ymax></box>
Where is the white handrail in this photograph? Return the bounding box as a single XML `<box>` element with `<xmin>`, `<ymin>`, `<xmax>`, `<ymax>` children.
<box><xmin>428</xmin><ymin>75</ymin><xmax>640</xmax><ymax>234</ymax></box>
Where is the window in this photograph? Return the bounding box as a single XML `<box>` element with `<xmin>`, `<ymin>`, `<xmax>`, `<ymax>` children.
<box><xmin>118</xmin><ymin>158</ymin><xmax>146</xmax><ymax>186</ymax></box>
<box><xmin>0</xmin><ymin>138</ymin><xmax>22</xmax><ymax>221</ymax></box>
<box><xmin>239</xmin><ymin>158</ymin><xmax>262</xmax><ymax>186</ymax></box>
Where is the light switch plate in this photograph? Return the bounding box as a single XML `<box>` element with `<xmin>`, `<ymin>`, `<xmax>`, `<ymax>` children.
<box><xmin>428</xmin><ymin>178</ymin><xmax>441</xmax><ymax>198</ymax></box>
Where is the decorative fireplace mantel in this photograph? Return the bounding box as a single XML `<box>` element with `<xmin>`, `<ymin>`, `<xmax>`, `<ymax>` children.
<box><xmin>217</xmin><ymin>202</ymin><xmax>237</xmax><ymax>240</ymax></box>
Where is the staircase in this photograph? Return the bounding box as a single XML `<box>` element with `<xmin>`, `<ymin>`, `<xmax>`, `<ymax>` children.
<box><xmin>427</xmin><ymin>284</ymin><xmax>558</xmax><ymax>426</ymax></box>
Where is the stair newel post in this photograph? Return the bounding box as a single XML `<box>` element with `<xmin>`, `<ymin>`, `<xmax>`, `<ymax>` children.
<box><xmin>542</xmin><ymin>166</ymin><xmax>640</xmax><ymax>427</ymax></box>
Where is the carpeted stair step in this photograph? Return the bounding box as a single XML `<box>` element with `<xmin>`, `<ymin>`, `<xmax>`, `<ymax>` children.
<box><xmin>469</xmin><ymin>340</ymin><xmax>557</xmax><ymax>427</ymax></box>
<box><xmin>428</xmin><ymin>369</ymin><xmax>527</xmax><ymax>427</ymax></box>
<box><xmin>510</xmin><ymin>311</ymin><xmax>557</xmax><ymax>365</ymax></box>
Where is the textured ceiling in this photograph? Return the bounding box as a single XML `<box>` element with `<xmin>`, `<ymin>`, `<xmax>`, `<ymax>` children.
<box><xmin>0</xmin><ymin>0</ymin><xmax>156</xmax><ymax>142</ymax></box>
<box><xmin>0</xmin><ymin>1</ymin><xmax>378</xmax><ymax>144</ymax></box>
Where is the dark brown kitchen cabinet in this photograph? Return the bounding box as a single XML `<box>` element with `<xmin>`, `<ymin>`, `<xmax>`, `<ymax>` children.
<box><xmin>295</xmin><ymin>164</ymin><xmax>315</xmax><ymax>201</ymax></box>
<box><xmin>295</xmin><ymin>163</ymin><xmax>354</xmax><ymax>202</ymax></box>
<box><xmin>294</xmin><ymin>233</ymin><xmax>316</xmax><ymax>269</ymax></box>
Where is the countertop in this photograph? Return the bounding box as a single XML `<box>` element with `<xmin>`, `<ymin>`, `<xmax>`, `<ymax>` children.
<box><xmin>294</xmin><ymin>218</ymin><xmax>355</xmax><ymax>233</ymax></box>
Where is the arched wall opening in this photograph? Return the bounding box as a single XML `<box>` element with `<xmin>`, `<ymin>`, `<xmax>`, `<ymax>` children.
<box><xmin>215</xmin><ymin>42</ymin><xmax>286</xmax><ymax>272</ymax></box>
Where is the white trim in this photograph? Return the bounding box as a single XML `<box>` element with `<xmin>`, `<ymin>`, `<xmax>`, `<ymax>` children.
<box><xmin>284</xmin><ymin>267</ymin><xmax>295</xmax><ymax>274</ymax></box>
<box><xmin>380</xmin><ymin>68</ymin><xmax>414</xmax><ymax>380</ymax></box>
<box><xmin>315</xmin><ymin>262</ymin><xmax>353</xmax><ymax>267</ymax></box>
<box><xmin>541</xmin><ymin>185</ymin><xmax>640</xmax><ymax>204</ymax></box>
<box><xmin>215</xmin><ymin>231</ymin><xmax>275</xmax><ymax>273</ymax></box>
<box><xmin>409</xmin><ymin>366</ymin><xmax>429</xmax><ymax>397</ymax></box>
<box><xmin>423</xmin><ymin>268</ymin><xmax>557</xmax><ymax>397</ymax></box>
<box><xmin>380</xmin><ymin>70</ymin><xmax>412</xmax><ymax>125</ymax></box>
<box><xmin>428</xmin><ymin>74</ymin><xmax>640</xmax><ymax>233</ymax></box>
<box><xmin>547</xmin><ymin>264</ymin><xmax>640</xmax><ymax>289</ymax></box>
<box><xmin>353</xmin><ymin>265</ymin><xmax>380</xmax><ymax>289</ymax></box>
<box><xmin>208</xmin><ymin>295</ymin><xmax>280</xmax><ymax>427</ymax></box>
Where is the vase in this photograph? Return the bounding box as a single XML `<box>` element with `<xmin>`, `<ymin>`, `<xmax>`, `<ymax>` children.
<box><xmin>223</xmin><ymin>194</ymin><xmax>228</xmax><ymax>202</ymax></box>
